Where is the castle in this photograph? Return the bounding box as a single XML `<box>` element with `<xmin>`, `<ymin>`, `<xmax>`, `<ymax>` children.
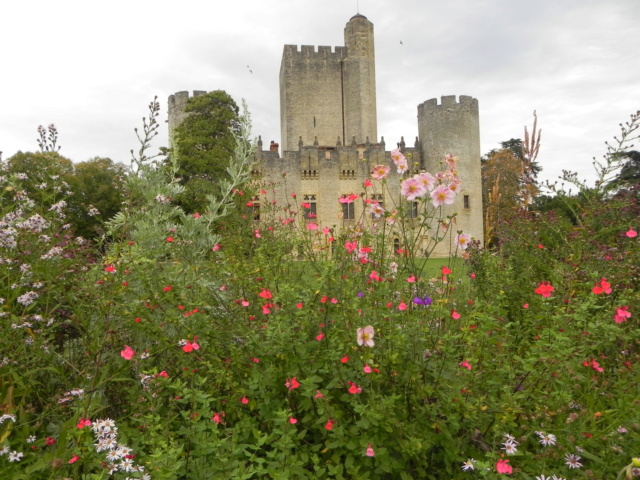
<box><xmin>168</xmin><ymin>14</ymin><xmax>483</xmax><ymax>257</ymax></box>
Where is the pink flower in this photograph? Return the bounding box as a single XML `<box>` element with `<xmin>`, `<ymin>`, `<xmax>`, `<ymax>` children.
<box><xmin>455</xmin><ymin>233</ymin><xmax>472</xmax><ymax>250</ymax></box>
<box><xmin>120</xmin><ymin>345</ymin><xmax>135</xmax><ymax>360</ymax></box>
<box><xmin>212</xmin><ymin>244</ymin><xmax>221</xmax><ymax>251</ymax></box>
<box><xmin>535</xmin><ymin>282</ymin><xmax>554</xmax><ymax>298</ymax></box>
<box><xmin>459</xmin><ymin>360</ymin><xmax>472</xmax><ymax>371</ymax></box>
<box><xmin>401</xmin><ymin>177</ymin><xmax>427</xmax><ymax>201</ymax></box>
<box><xmin>289</xmin><ymin>417</ymin><xmax>298</xmax><ymax>424</ymax></box>
<box><xmin>451</xmin><ymin>309</ymin><xmax>461</xmax><ymax>320</ymax></box>
<box><xmin>391</xmin><ymin>149</ymin><xmax>408</xmax><ymax>174</ymax></box>
<box><xmin>371</xmin><ymin>165</ymin><xmax>390</xmax><ymax>180</ymax></box>
<box><xmin>357</xmin><ymin>325</ymin><xmax>375</xmax><ymax>347</ymax></box>
<box><xmin>345</xmin><ymin>240</ymin><xmax>357</xmax><ymax>253</ymax></box>
<box><xmin>366</xmin><ymin>444</ymin><xmax>375</xmax><ymax>457</ymax></box>
<box><xmin>614</xmin><ymin>306</ymin><xmax>631</xmax><ymax>323</ymax></box>
<box><xmin>364</xmin><ymin>179</ymin><xmax>373</xmax><ymax>187</ymax></box>
<box><xmin>407</xmin><ymin>275</ymin><xmax>416</xmax><ymax>283</ymax></box>
<box><xmin>430</xmin><ymin>185</ymin><xmax>455</xmax><ymax>207</ymax></box>
<box><xmin>370</xmin><ymin>203</ymin><xmax>385</xmax><ymax>218</ymax></box>
<box><xmin>416</xmin><ymin>172</ymin><xmax>436</xmax><ymax>191</ymax></box>
<box><xmin>182</xmin><ymin>340</ymin><xmax>200</xmax><ymax>353</ymax></box>
<box><xmin>496</xmin><ymin>459</ymin><xmax>512</xmax><ymax>474</ymax></box>
<box><xmin>315</xmin><ymin>390</ymin><xmax>324</xmax><ymax>399</ymax></box>
<box><xmin>626</xmin><ymin>228</ymin><xmax>637</xmax><ymax>238</ymax></box>
<box><xmin>363</xmin><ymin>363</ymin><xmax>373</xmax><ymax>373</ymax></box>
<box><xmin>212</xmin><ymin>412</ymin><xmax>223</xmax><ymax>424</ymax></box>
<box><xmin>316</xmin><ymin>332</ymin><xmax>325</xmax><ymax>341</ymax></box>
<box><xmin>306</xmin><ymin>222</ymin><xmax>318</xmax><ymax>230</ymax></box>
<box><xmin>69</xmin><ymin>454</ymin><xmax>80</xmax><ymax>464</ymax></box>
<box><xmin>398</xmin><ymin>302</ymin><xmax>407</xmax><ymax>311</ymax></box>
<box><xmin>286</xmin><ymin>377</ymin><xmax>300</xmax><ymax>391</ymax></box>
<box><xmin>240</xmin><ymin>396</ymin><xmax>249</xmax><ymax>404</ymax></box>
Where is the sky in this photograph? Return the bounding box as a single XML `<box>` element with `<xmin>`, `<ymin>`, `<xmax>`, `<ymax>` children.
<box><xmin>1</xmin><ymin>0</ymin><xmax>638</xmax><ymax>187</ymax></box>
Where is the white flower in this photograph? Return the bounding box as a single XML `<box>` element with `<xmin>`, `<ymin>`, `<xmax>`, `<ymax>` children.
<box><xmin>537</xmin><ymin>432</ymin><xmax>557</xmax><ymax>446</ymax></box>
<box><xmin>565</xmin><ymin>453</ymin><xmax>582</xmax><ymax>469</ymax></box>
<box><xmin>501</xmin><ymin>442</ymin><xmax>518</xmax><ymax>455</ymax></box>
<box><xmin>26</xmin><ymin>435</ymin><xmax>36</xmax><ymax>444</ymax></box>
<box><xmin>461</xmin><ymin>459</ymin><xmax>476</xmax><ymax>471</ymax></box>
<box><xmin>8</xmin><ymin>450</ymin><xmax>24</xmax><ymax>462</ymax></box>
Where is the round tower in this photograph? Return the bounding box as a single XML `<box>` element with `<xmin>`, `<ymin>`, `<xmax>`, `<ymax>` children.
<box><xmin>417</xmin><ymin>95</ymin><xmax>483</xmax><ymax>248</ymax></box>
<box><xmin>342</xmin><ymin>14</ymin><xmax>377</xmax><ymax>145</ymax></box>
<box><xmin>167</xmin><ymin>90</ymin><xmax>207</xmax><ymax>147</ymax></box>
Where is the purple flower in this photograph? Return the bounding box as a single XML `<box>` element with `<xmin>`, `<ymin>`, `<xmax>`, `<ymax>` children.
<box><xmin>412</xmin><ymin>295</ymin><xmax>432</xmax><ymax>306</ymax></box>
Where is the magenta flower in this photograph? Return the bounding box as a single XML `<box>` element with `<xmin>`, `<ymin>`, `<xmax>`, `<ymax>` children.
<box><xmin>496</xmin><ymin>459</ymin><xmax>512</xmax><ymax>474</ymax></box>
<box><xmin>357</xmin><ymin>326</ymin><xmax>375</xmax><ymax>347</ymax></box>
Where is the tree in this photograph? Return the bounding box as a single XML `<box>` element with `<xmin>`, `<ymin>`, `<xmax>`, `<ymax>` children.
<box><xmin>172</xmin><ymin>90</ymin><xmax>241</xmax><ymax>213</ymax></box>
<box><xmin>611</xmin><ymin>150</ymin><xmax>640</xmax><ymax>188</ymax></box>
<box><xmin>481</xmin><ymin>149</ymin><xmax>524</xmax><ymax>245</ymax></box>
<box><xmin>64</xmin><ymin>157</ymin><xmax>126</xmax><ymax>239</ymax></box>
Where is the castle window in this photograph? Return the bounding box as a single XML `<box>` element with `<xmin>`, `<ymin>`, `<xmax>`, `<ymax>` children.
<box><xmin>303</xmin><ymin>194</ymin><xmax>317</xmax><ymax>219</ymax></box>
<box><xmin>464</xmin><ymin>195</ymin><xmax>470</xmax><ymax>209</ymax></box>
<box><xmin>393</xmin><ymin>238</ymin><xmax>400</xmax><ymax>254</ymax></box>
<box><xmin>342</xmin><ymin>202</ymin><xmax>355</xmax><ymax>220</ymax></box>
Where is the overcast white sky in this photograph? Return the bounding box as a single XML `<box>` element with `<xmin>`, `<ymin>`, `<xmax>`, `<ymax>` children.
<box><xmin>1</xmin><ymin>0</ymin><xmax>638</xmax><ymax>186</ymax></box>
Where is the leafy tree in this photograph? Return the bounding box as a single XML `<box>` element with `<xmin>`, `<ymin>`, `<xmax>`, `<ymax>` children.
<box><xmin>481</xmin><ymin>149</ymin><xmax>524</xmax><ymax>245</ymax></box>
<box><xmin>64</xmin><ymin>157</ymin><xmax>126</xmax><ymax>239</ymax></box>
<box><xmin>172</xmin><ymin>90</ymin><xmax>241</xmax><ymax>213</ymax></box>
<box><xmin>610</xmin><ymin>150</ymin><xmax>640</xmax><ymax>188</ymax></box>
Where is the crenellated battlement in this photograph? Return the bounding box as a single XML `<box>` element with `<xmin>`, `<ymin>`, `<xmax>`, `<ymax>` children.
<box><xmin>168</xmin><ymin>90</ymin><xmax>207</xmax><ymax>107</ymax></box>
<box><xmin>282</xmin><ymin>44</ymin><xmax>347</xmax><ymax>58</ymax></box>
<box><xmin>417</xmin><ymin>95</ymin><xmax>478</xmax><ymax>116</ymax></box>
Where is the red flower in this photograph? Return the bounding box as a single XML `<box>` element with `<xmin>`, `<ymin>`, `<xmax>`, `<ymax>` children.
<box><xmin>441</xmin><ymin>266</ymin><xmax>452</xmax><ymax>275</ymax></box>
<box><xmin>166</xmin><ymin>237</ymin><xmax>174</xmax><ymax>242</ymax></box>
<box><xmin>69</xmin><ymin>454</ymin><xmax>80</xmax><ymax>464</ymax></box>
<box><xmin>534</xmin><ymin>281</ymin><xmax>554</xmax><ymax>298</ymax></box>
<box><xmin>341</xmin><ymin>355</ymin><xmax>349</xmax><ymax>364</ymax></box>
<box><xmin>104</xmin><ymin>265</ymin><xmax>116</xmax><ymax>273</ymax></box>
<box><xmin>285</xmin><ymin>377</ymin><xmax>300</xmax><ymax>391</ymax></box>
<box><xmin>163</xmin><ymin>285</ymin><xmax>172</xmax><ymax>292</ymax></box>
<box><xmin>258</xmin><ymin>288</ymin><xmax>273</xmax><ymax>299</ymax></box>
<box><xmin>325</xmin><ymin>419</ymin><xmax>334</xmax><ymax>430</ymax></box>
<box><xmin>592</xmin><ymin>278</ymin><xmax>612</xmax><ymax>295</ymax></box>
<box><xmin>45</xmin><ymin>437</ymin><xmax>55</xmax><ymax>446</ymax></box>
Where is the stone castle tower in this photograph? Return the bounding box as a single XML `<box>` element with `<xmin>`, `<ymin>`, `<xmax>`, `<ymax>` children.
<box><xmin>280</xmin><ymin>14</ymin><xmax>377</xmax><ymax>151</ymax></box>
<box><xmin>168</xmin><ymin>14</ymin><xmax>484</xmax><ymax>257</ymax></box>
